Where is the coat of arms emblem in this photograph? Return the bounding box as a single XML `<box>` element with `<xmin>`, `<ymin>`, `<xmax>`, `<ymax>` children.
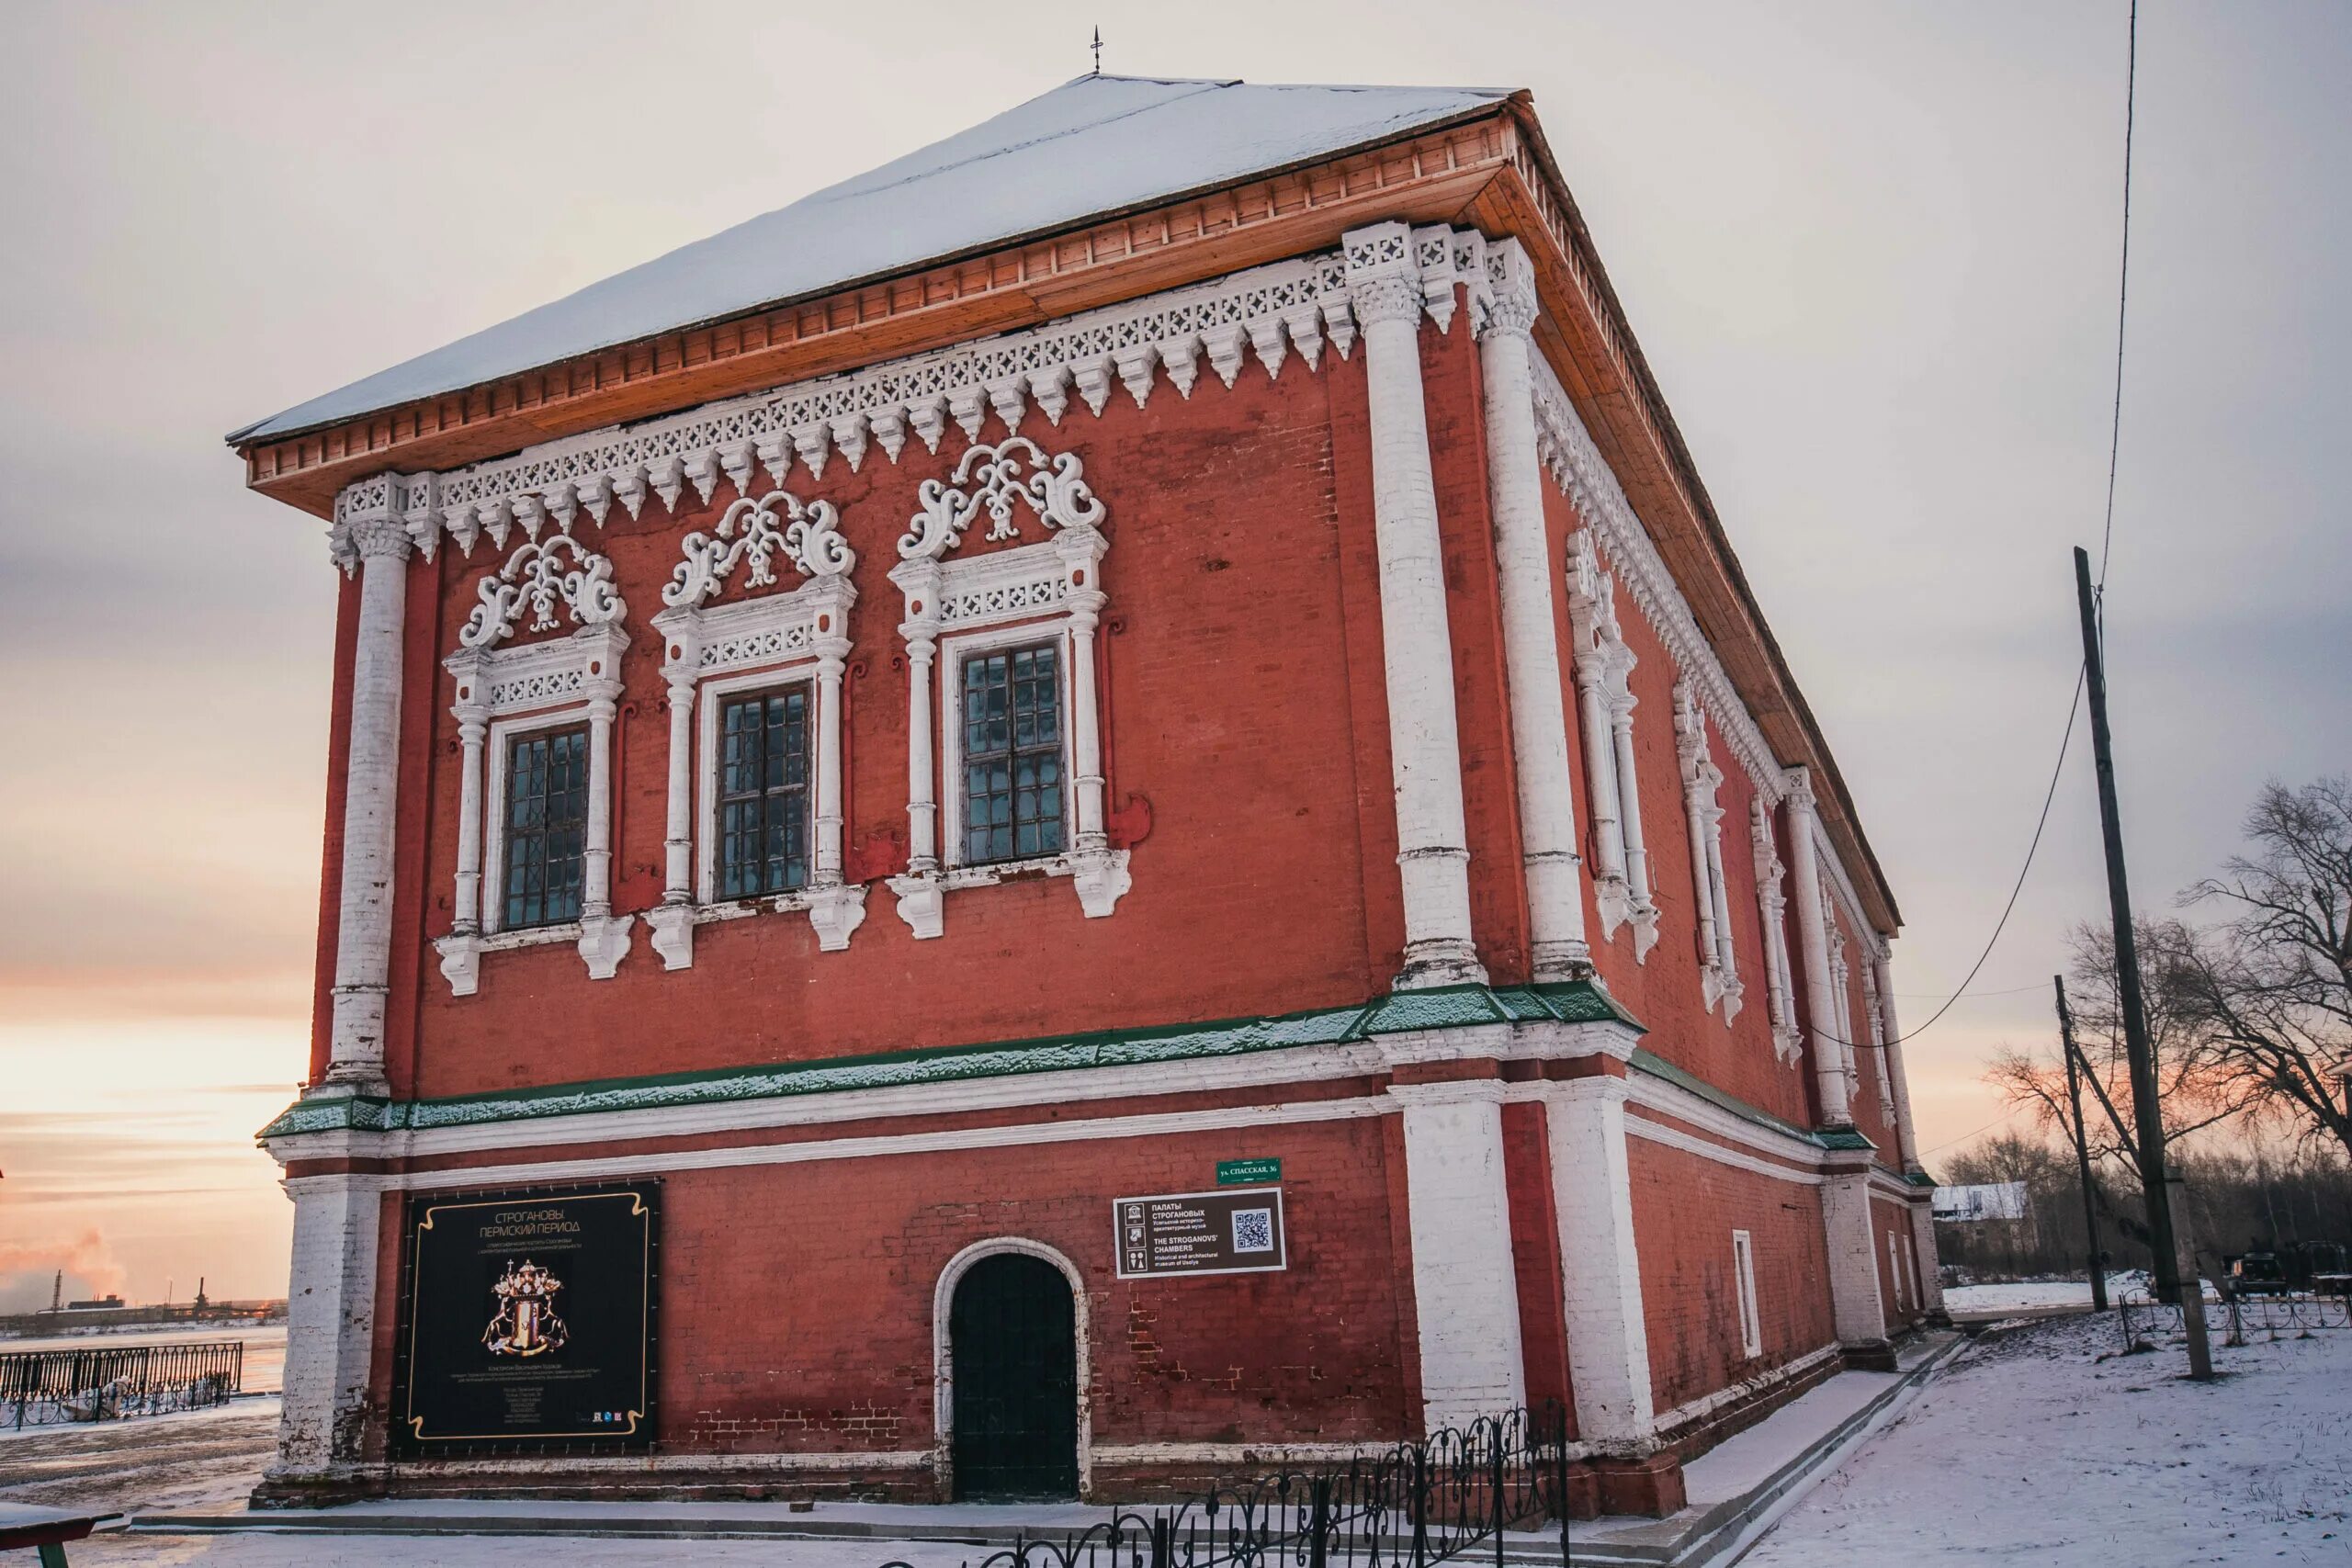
<box><xmin>482</xmin><ymin>1258</ymin><xmax>569</xmax><ymax>1358</ymax></box>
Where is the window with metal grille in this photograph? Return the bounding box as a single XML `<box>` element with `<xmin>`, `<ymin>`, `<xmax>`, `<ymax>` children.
<box><xmin>717</xmin><ymin>684</ymin><xmax>813</xmax><ymax>897</ymax></box>
<box><xmin>961</xmin><ymin>643</ymin><xmax>1065</xmax><ymax>865</ymax></box>
<box><xmin>503</xmin><ymin>727</ymin><xmax>588</xmax><ymax>930</ymax></box>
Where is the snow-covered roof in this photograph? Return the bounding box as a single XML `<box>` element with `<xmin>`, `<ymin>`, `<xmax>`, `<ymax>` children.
<box><xmin>231</xmin><ymin>73</ymin><xmax>1510</xmax><ymax>445</ymax></box>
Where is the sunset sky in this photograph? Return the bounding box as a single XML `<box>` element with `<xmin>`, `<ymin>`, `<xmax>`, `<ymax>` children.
<box><xmin>2</xmin><ymin>0</ymin><xmax>2346</xmax><ymax>1312</ymax></box>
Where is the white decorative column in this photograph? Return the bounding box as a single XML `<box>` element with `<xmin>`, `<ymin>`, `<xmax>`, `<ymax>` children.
<box><xmin>645</xmin><ymin>631</ymin><xmax>701</xmax><ymax>971</ymax></box>
<box><xmin>802</xmin><ymin>599</ymin><xmax>869</xmax><ymax>951</ymax></box>
<box><xmin>1609</xmin><ymin>691</ymin><xmax>1654</xmax><ymax>919</ymax></box>
<box><xmin>322</xmin><ymin>517</ymin><xmax>411</xmax><ymax>1095</ymax></box>
<box><xmin>265</xmin><ymin>1173</ymin><xmax>382</xmax><ymax>1495</ymax></box>
<box><xmin>1344</xmin><ymin>220</ymin><xmax>1486</xmax><ymax>989</ymax></box>
<box><xmin>574</xmin><ymin>664</ymin><xmax>635</xmax><ymax>978</ymax></box>
<box><xmin>1477</xmin><ymin>238</ymin><xmax>1589</xmax><ymax>980</ymax></box>
<box><xmin>1544</xmin><ymin>1076</ymin><xmax>1659</xmax><ymax>1450</ymax></box>
<box><xmin>1784</xmin><ymin>768</ymin><xmax>1852</xmax><ymax>1124</ymax></box>
<box><xmin>1873</xmin><ymin>950</ymin><xmax>1944</xmax><ymax>1314</ymax></box>
<box><xmin>432</xmin><ymin>671</ymin><xmax>489</xmax><ymax>996</ymax></box>
<box><xmin>1572</xmin><ymin>647</ymin><xmax>1629</xmax><ymax>883</ymax></box>
<box><xmin>1391</xmin><ymin>1079</ymin><xmax>1526</xmax><ymax>1431</ymax></box>
<box><xmin>888</xmin><ymin>558</ymin><xmax>945</xmax><ymax>940</ymax></box>
<box><xmin>1057</xmin><ymin>526</ymin><xmax>1129</xmax><ymax>919</ymax></box>
<box><xmin>1871</xmin><ymin>953</ymin><xmax>1917</xmax><ymax>1165</ymax></box>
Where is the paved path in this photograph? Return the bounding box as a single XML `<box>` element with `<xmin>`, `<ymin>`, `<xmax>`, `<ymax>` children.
<box><xmin>0</xmin><ymin>1399</ymin><xmax>277</xmax><ymax>1515</ymax></box>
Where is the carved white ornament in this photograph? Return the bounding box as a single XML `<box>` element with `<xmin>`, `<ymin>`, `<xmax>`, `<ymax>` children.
<box><xmin>650</xmin><ymin>486</ymin><xmax>862</xmax><ymax>969</ymax></box>
<box><xmin>334</xmin><ymin>236</ymin><xmax>1491</xmax><ymax>558</ymax></box>
<box><xmin>459</xmin><ymin>531</ymin><xmax>626</xmax><ymax>650</ymax></box>
<box><xmin>899</xmin><ymin>437</ymin><xmax>1106</xmax><ymax>561</ymax></box>
<box><xmin>665</xmin><ymin>490</ymin><xmax>854</xmax><ymax>609</ymax></box>
<box><xmin>888</xmin><ymin>439</ymin><xmax>1124</xmax><ymax>938</ymax></box>
<box><xmin>1675</xmin><ymin>681</ymin><xmax>1745</xmax><ymax>1024</ymax></box>
<box><xmin>1751</xmin><ymin>797</ymin><xmax>1804</xmax><ymax>1066</ymax></box>
<box><xmin>1565</xmin><ymin>529</ymin><xmax>1658</xmax><ymax>959</ymax></box>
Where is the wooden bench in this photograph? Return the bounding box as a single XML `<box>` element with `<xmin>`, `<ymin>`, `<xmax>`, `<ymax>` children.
<box><xmin>0</xmin><ymin>1505</ymin><xmax>108</xmax><ymax>1567</ymax></box>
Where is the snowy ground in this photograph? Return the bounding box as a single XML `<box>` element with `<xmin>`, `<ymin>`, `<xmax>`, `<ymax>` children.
<box><xmin>1744</xmin><ymin>1314</ymin><xmax>2351</xmax><ymax>1566</ymax></box>
<box><xmin>1939</xmin><ymin>1273</ymin><xmax>2141</xmax><ymax>1314</ymax></box>
<box><xmin>14</xmin><ymin>1317</ymin><xmax>2346</xmax><ymax>1565</ymax></box>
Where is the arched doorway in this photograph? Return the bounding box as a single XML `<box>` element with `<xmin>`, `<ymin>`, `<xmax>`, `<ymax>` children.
<box><xmin>948</xmin><ymin>1251</ymin><xmax>1080</xmax><ymax>1499</ymax></box>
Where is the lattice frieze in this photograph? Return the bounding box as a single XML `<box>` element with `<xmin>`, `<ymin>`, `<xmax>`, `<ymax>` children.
<box><xmin>699</xmin><ymin>622</ymin><xmax>815</xmax><ymax>674</ymax></box>
<box><xmin>940</xmin><ymin>573</ymin><xmax>1069</xmax><ymax>626</ymax></box>
<box><xmin>383</xmin><ymin>241</ymin><xmax>1502</xmax><ymax>547</ymax></box>
<box><xmin>488</xmin><ymin>667</ymin><xmax>586</xmax><ymax>710</ymax></box>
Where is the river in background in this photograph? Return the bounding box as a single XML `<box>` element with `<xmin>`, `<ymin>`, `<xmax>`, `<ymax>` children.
<box><xmin>1</xmin><ymin>1323</ymin><xmax>286</xmax><ymax>1393</ymax></box>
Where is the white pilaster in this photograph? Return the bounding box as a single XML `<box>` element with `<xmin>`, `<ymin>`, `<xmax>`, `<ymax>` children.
<box><xmin>1476</xmin><ymin>240</ymin><xmax>1589</xmax><ymax>981</ymax></box>
<box><xmin>647</xmin><ymin>636</ymin><xmax>700</xmax><ymax>971</ymax></box>
<box><xmin>433</xmin><ymin>688</ymin><xmax>488</xmax><ymax>997</ymax></box>
<box><xmin>804</xmin><ymin>610</ymin><xmax>868</xmax><ymax>951</ymax></box>
<box><xmin>575</xmin><ymin>673</ymin><xmax>635</xmax><ymax>979</ymax></box>
<box><xmin>1784</xmin><ymin>768</ymin><xmax>1852</xmax><ymax>1124</ymax></box>
<box><xmin>888</xmin><ymin>559</ymin><xmax>945</xmax><ymax>940</ymax></box>
<box><xmin>1908</xmin><ymin>1197</ymin><xmax>1946</xmax><ymax>1316</ymax></box>
<box><xmin>1871</xmin><ymin>953</ymin><xmax>1918</xmax><ymax>1166</ymax></box>
<box><xmin>1819</xmin><ymin>1157</ymin><xmax>1889</xmax><ymax>1349</ymax></box>
<box><xmin>1544</xmin><ymin>1077</ymin><xmax>1658</xmax><ymax>1450</ymax></box>
<box><xmin>267</xmin><ymin>1173</ymin><xmax>382</xmax><ymax>1489</ymax></box>
<box><xmin>323</xmin><ymin>518</ymin><xmax>410</xmax><ymax>1094</ymax></box>
<box><xmin>1391</xmin><ymin>1079</ymin><xmax>1525</xmax><ymax>1431</ymax></box>
<box><xmin>1346</xmin><ymin>221</ymin><xmax>1486</xmax><ymax>991</ymax></box>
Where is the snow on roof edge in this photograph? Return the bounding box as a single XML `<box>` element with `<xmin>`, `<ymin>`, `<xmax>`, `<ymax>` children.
<box><xmin>229</xmin><ymin>73</ymin><xmax>1515</xmax><ymax>448</ymax></box>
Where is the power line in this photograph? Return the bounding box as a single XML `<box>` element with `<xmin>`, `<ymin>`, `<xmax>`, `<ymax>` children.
<box><xmin>1830</xmin><ymin>3</ymin><xmax>2140</xmax><ymax>1060</ymax></box>
<box><xmin>1920</xmin><ymin>1103</ymin><xmax>2030</xmax><ymax>1158</ymax></box>
<box><xmin>1823</xmin><ymin>662</ymin><xmax>2086</xmax><ymax>1054</ymax></box>
<box><xmin>2097</xmin><ymin>0</ymin><xmax>2140</xmax><ymax>592</ymax></box>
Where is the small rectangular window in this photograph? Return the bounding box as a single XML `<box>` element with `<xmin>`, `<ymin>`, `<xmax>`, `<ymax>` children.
<box><xmin>1732</xmin><ymin>1230</ymin><xmax>1763</xmax><ymax>1359</ymax></box>
<box><xmin>717</xmin><ymin>685</ymin><xmax>813</xmax><ymax>897</ymax></box>
<box><xmin>961</xmin><ymin>642</ymin><xmax>1065</xmax><ymax>865</ymax></box>
<box><xmin>503</xmin><ymin>727</ymin><xmax>588</xmax><ymax>930</ymax></box>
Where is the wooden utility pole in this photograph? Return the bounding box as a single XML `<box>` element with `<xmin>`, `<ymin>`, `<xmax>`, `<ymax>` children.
<box><xmin>2054</xmin><ymin>975</ymin><xmax>2109</xmax><ymax>1312</ymax></box>
<box><xmin>2073</xmin><ymin>546</ymin><xmax>2211</xmax><ymax>1377</ymax></box>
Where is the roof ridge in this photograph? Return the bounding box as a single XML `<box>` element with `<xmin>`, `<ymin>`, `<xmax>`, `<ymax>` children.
<box><xmin>807</xmin><ymin>76</ymin><xmax>1233</xmax><ymax>209</ymax></box>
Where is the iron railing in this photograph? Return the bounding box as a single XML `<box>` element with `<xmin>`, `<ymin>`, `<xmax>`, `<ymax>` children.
<box><xmin>2117</xmin><ymin>1290</ymin><xmax>2351</xmax><ymax>1349</ymax></box>
<box><xmin>887</xmin><ymin>1405</ymin><xmax>1573</xmax><ymax>1568</ymax></box>
<box><xmin>1</xmin><ymin>1339</ymin><xmax>244</xmax><ymax>1429</ymax></box>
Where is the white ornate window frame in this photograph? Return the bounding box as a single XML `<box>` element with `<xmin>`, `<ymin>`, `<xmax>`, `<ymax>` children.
<box><xmin>435</xmin><ymin>530</ymin><xmax>634</xmax><ymax>994</ymax></box>
<box><xmin>1673</xmin><ymin>682</ymin><xmax>1743</xmax><ymax>1022</ymax></box>
<box><xmin>1750</xmin><ymin>798</ymin><xmax>1804</xmax><ymax>1066</ymax></box>
<box><xmin>1565</xmin><ymin>528</ymin><xmax>1658</xmax><ymax>958</ymax></box>
<box><xmin>886</xmin><ymin>437</ymin><xmax>1128</xmax><ymax>940</ymax></box>
<box><xmin>645</xmin><ymin>490</ymin><xmax>865</xmax><ymax>969</ymax></box>
<box><xmin>1731</xmin><ymin>1228</ymin><xmax>1763</xmax><ymax>1359</ymax></box>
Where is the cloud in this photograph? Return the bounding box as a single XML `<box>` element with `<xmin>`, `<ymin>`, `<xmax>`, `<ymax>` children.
<box><xmin>0</xmin><ymin>1228</ymin><xmax>127</xmax><ymax>1312</ymax></box>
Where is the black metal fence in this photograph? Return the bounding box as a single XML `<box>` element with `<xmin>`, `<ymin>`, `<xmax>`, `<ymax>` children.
<box><xmin>2</xmin><ymin>1339</ymin><xmax>244</xmax><ymax>1429</ymax></box>
<box><xmin>887</xmin><ymin>1406</ymin><xmax>1572</xmax><ymax>1568</ymax></box>
<box><xmin>2117</xmin><ymin>1290</ymin><xmax>2352</xmax><ymax>1349</ymax></box>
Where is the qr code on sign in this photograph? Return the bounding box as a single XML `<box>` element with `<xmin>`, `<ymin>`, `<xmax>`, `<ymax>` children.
<box><xmin>1231</xmin><ymin>1208</ymin><xmax>1275</xmax><ymax>1254</ymax></box>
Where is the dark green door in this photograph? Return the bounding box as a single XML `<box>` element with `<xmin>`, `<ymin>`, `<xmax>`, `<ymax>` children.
<box><xmin>950</xmin><ymin>1254</ymin><xmax>1078</xmax><ymax>1498</ymax></box>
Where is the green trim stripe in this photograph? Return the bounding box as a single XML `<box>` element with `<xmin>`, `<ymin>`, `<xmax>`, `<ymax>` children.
<box><xmin>262</xmin><ymin>980</ymin><xmax>1638</xmax><ymax>1141</ymax></box>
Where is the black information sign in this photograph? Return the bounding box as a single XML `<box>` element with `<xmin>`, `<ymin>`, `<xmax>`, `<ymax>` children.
<box><xmin>391</xmin><ymin>1182</ymin><xmax>658</xmax><ymax>1455</ymax></box>
<box><xmin>1114</xmin><ymin>1186</ymin><xmax>1287</xmax><ymax>1279</ymax></box>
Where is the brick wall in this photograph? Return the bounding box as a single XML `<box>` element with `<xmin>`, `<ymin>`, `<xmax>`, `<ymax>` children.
<box><xmin>1623</xmin><ymin>1132</ymin><xmax>1835</xmax><ymax>1416</ymax></box>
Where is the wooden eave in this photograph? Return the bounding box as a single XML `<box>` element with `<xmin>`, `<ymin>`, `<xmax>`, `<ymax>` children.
<box><xmin>234</xmin><ymin>93</ymin><xmax>1900</xmax><ymax>933</ymax></box>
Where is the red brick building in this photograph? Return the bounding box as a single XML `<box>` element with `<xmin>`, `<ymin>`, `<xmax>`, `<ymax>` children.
<box><xmin>233</xmin><ymin>73</ymin><xmax>1939</xmax><ymax>1516</ymax></box>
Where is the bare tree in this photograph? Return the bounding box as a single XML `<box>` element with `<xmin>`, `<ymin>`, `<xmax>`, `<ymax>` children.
<box><xmin>2168</xmin><ymin>775</ymin><xmax>2352</xmax><ymax>1159</ymax></box>
<box><xmin>1989</xmin><ymin>922</ymin><xmax>2249</xmax><ymax>1175</ymax></box>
